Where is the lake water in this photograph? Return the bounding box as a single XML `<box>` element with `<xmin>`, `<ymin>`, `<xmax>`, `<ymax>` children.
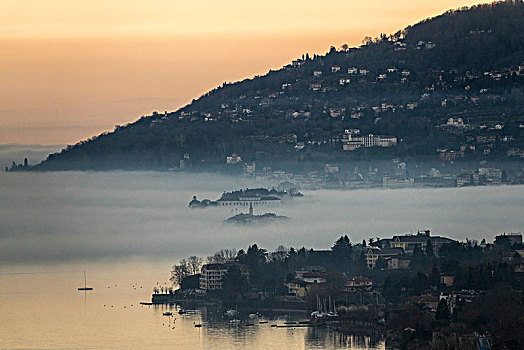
<box><xmin>0</xmin><ymin>262</ymin><xmax>385</xmax><ymax>350</ymax></box>
<box><xmin>1</xmin><ymin>171</ymin><xmax>523</xmax><ymax>349</ymax></box>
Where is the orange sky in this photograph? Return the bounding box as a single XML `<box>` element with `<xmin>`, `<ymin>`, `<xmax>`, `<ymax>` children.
<box><xmin>0</xmin><ymin>0</ymin><xmax>487</xmax><ymax>144</ymax></box>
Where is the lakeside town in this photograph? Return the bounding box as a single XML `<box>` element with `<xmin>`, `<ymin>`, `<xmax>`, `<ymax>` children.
<box><xmin>152</xmin><ymin>230</ymin><xmax>524</xmax><ymax>349</ymax></box>
<box><xmin>3</xmin><ymin>1</ymin><xmax>524</xmax><ymax>349</ymax></box>
<box><xmin>239</xmin><ymin>160</ymin><xmax>524</xmax><ymax>190</ymax></box>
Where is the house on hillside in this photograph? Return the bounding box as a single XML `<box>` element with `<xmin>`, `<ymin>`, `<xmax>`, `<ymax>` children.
<box><xmin>343</xmin><ymin>276</ymin><xmax>373</xmax><ymax>292</ymax></box>
<box><xmin>440</xmin><ymin>275</ymin><xmax>455</xmax><ymax>287</ymax></box>
<box><xmin>390</xmin><ymin>230</ymin><xmax>457</xmax><ymax>255</ymax></box>
<box><xmin>495</xmin><ymin>233</ymin><xmax>522</xmax><ymax>245</ymax></box>
<box><xmin>342</xmin><ymin>130</ymin><xmax>397</xmax><ymax>151</ymax></box>
<box><xmin>364</xmin><ymin>247</ymin><xmax>403</xmax><ymax>269</ymax></box>
<box><xmin>387</xmin><ymin>255</ymin><xmax>412</xmax><ymax>269</ymax></box>
<box><xmin>287</xmin><ymin>266</ymin><xmax>327</xmax><ymax>297</ymax></box>
<box><xmin>310</xmin><ymin>83</ymin><xmax>322</xmax><ymax>91</ymax></box>
<box><xmin>226</xmin><ymin>154</ymin><xmax>242</xmax><ymax>164</ymax></box>
<box><xmin>286</xmin><ymin>279</ymin><xmax>309</xmax><ymax>297</ymax></box>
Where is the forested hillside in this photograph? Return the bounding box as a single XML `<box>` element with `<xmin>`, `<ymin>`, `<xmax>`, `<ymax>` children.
<box><xmin>31</xmin><ymin>1</ymin><xmax>524</xmax><ymax>171</ymax></box>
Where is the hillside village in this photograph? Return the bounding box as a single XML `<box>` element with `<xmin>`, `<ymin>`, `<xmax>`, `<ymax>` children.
<box><xmin>13</xmin><ymin>1</ymin><xmax>522</xmax><ymax>172</ymax></box>
<box><xmin>172</xmin><ymin>56</ymin><xmax>522</xmax><ymax>163</ymax></box>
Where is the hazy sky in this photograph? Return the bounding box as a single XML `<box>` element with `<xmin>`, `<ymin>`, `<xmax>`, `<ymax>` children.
<box><xmin>1</xmin><ymin>0</ymin><xmax>486</xmax><ymax>144</ymax></box>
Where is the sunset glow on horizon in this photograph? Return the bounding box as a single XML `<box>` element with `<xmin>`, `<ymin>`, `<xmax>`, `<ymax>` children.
<box><xmin>1</xmin><ymin>0</ymin><xmax>487</xmax><ymax>145</ymax></box>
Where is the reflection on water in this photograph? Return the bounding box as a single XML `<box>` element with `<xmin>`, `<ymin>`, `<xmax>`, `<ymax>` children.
<box><xmin>153</xmin><ymin>304</ymin><xmax>385</xmax><ymax>350</ymax></box>
<box><xmin>0</xmin><ymin>262</ymin><xmax>385</xmax><ymax>349</ymax></box>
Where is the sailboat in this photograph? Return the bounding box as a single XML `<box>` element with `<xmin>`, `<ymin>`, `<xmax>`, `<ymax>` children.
<box><xmin>78</xmin><ymin>271</ymin><xmax>93</xmax><ymax>291</ymax></box>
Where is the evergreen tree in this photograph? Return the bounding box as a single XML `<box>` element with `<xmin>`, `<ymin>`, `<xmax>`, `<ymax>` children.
<box><xmin>410</xmin><ymin>245</ymin><xmax>426</xmax><ymax>269</ymax></box>
<box><xmin>331</xmin><ymin>235</ymin><xmax>353</xmax><ymax>270</ymax></box>
<box><xmin>429</xmin><ymin>262</ymin><xmax>440</xmax><ymax>287</ymax></box>
<box><xmin>425</xmin><ymin>239</ymin><xmax>434</xmax><ymax>257</ymax></box>
<box><xmin>435</xmin><ymin>299</ymin><xmax>450</xmax><ymax>324</ymax></box>
<box><xmin>222</xmin><ymin>265</ymin><xmax>250</xmax><ymax>303</ymax></box>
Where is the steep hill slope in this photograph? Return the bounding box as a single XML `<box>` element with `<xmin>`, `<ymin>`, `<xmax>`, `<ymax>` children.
<box><xmin>32</xmin><ymin>1</ymin><xmax>524</xmax><ymax>171</ymax></box>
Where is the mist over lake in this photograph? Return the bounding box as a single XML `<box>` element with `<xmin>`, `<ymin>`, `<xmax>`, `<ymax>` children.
<box><xmin>1</xmin><ymin>171</ymin><xmax>522</xmax><ymax>265</ymax></box>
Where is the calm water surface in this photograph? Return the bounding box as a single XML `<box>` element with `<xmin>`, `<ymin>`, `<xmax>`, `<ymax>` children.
<box><xmin>0</xmin><ymin>262</ymin><xmax>385</xmax><ymax>349</ymax></box>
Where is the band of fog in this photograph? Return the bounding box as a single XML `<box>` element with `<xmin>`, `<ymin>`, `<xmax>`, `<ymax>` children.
<box><xmin>0</xmin><ymin>171</ymin><xmax>522</xmax><ymax>264</ymax></box>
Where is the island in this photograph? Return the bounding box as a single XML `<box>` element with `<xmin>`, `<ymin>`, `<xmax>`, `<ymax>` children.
<box><xmin>189</xmin><ymin>187</ymin><xmax>302</xmax><ymax>208</ymax></box>
<box><xmin>224</xmin><ymin>204</ymin><xmax>288</xmax><ymax>225</ymax></box>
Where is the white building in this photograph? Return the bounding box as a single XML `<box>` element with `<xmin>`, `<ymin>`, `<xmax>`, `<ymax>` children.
<box><xmin>199</xmin><ymin>263</ymin><xmax>248</xmax><ymax>290</ymax></box>
<box><xmin>226</xmin><ymin>154</ymin><xmax>242</xmax><ymax>164</ymax></box>
<box><xmin>199</xmin><ymin>264</ymin><xmax>229</xmax><ymax>290</ymax></box>
<box><xmin>342</xmin><ymin>130</ymin><xmax>397</xmax><ymax>151</ymax></box>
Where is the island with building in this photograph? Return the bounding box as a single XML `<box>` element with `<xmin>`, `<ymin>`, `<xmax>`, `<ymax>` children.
<box><xmin>189</xmin><ymin>187</ymin><xmax>302</xmax><ymax>208</ymax></box>
<box><xmin>224</xmin><ymin>203</ymin><xmax>288</xmax><ymax>225</ymax></box>
<box><xmin>152</xmin><ymin>230</ymin><xmax>524</xmax><ymax>349</ymax></box>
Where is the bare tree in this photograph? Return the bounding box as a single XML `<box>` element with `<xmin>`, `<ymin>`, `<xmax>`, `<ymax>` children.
<box><xmin>206</xmin><ymin>249</ymin><xmax>237</xmax><ymax>264</ymax></box>
<box><xmin>187</xmin><ymin>256</ymin><xmax>203</xmax><ymax>275</ymax></box>
<box><xmin>170</xmin><ymin>260</ymin><xmax>190</xmax><ymax>287</ymax></box>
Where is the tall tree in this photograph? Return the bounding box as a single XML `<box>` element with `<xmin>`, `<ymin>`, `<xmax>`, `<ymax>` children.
<box><xmin>246</xmin><ymin>244</ymin><xmax>268</xmax><ymax>268</ymax></box>
<box><xmin>429</xmin><ymin>262</ymin><xmax>440</xmax><ymax>287</ymax></box>
<box><xmin>425</xmin><ymin>239</ymin><xmax>434</xmax><ymax>257</ymax></box>
<box><xmin>435</xmin><ymin>299</ymin><xmax>450</xmax><ymax>324</ymax></box>
<box><xmin>331</xmin><ymin>235</ymin><xmax>353</xmax><ymax>270</ymax></box>
<box><xmin>170</xmin><ymin>260</ymin><xmax>190</xmax><ymax>287</ymax></box>
<box><xmin>222</xmin><ymin>265</ymin><xmax>250</xmax><ymax>302</ymax></box>
<box><xmin>187</xmin><ymin>256</ymin><xmax>203</xmax><ymax>275</ymax></box>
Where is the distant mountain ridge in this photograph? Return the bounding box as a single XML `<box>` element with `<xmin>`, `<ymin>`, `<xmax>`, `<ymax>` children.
<box><xmin>30</xmin><ymin>1</ymin><xmax>523</xmax><ymax>171</ymax></box>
